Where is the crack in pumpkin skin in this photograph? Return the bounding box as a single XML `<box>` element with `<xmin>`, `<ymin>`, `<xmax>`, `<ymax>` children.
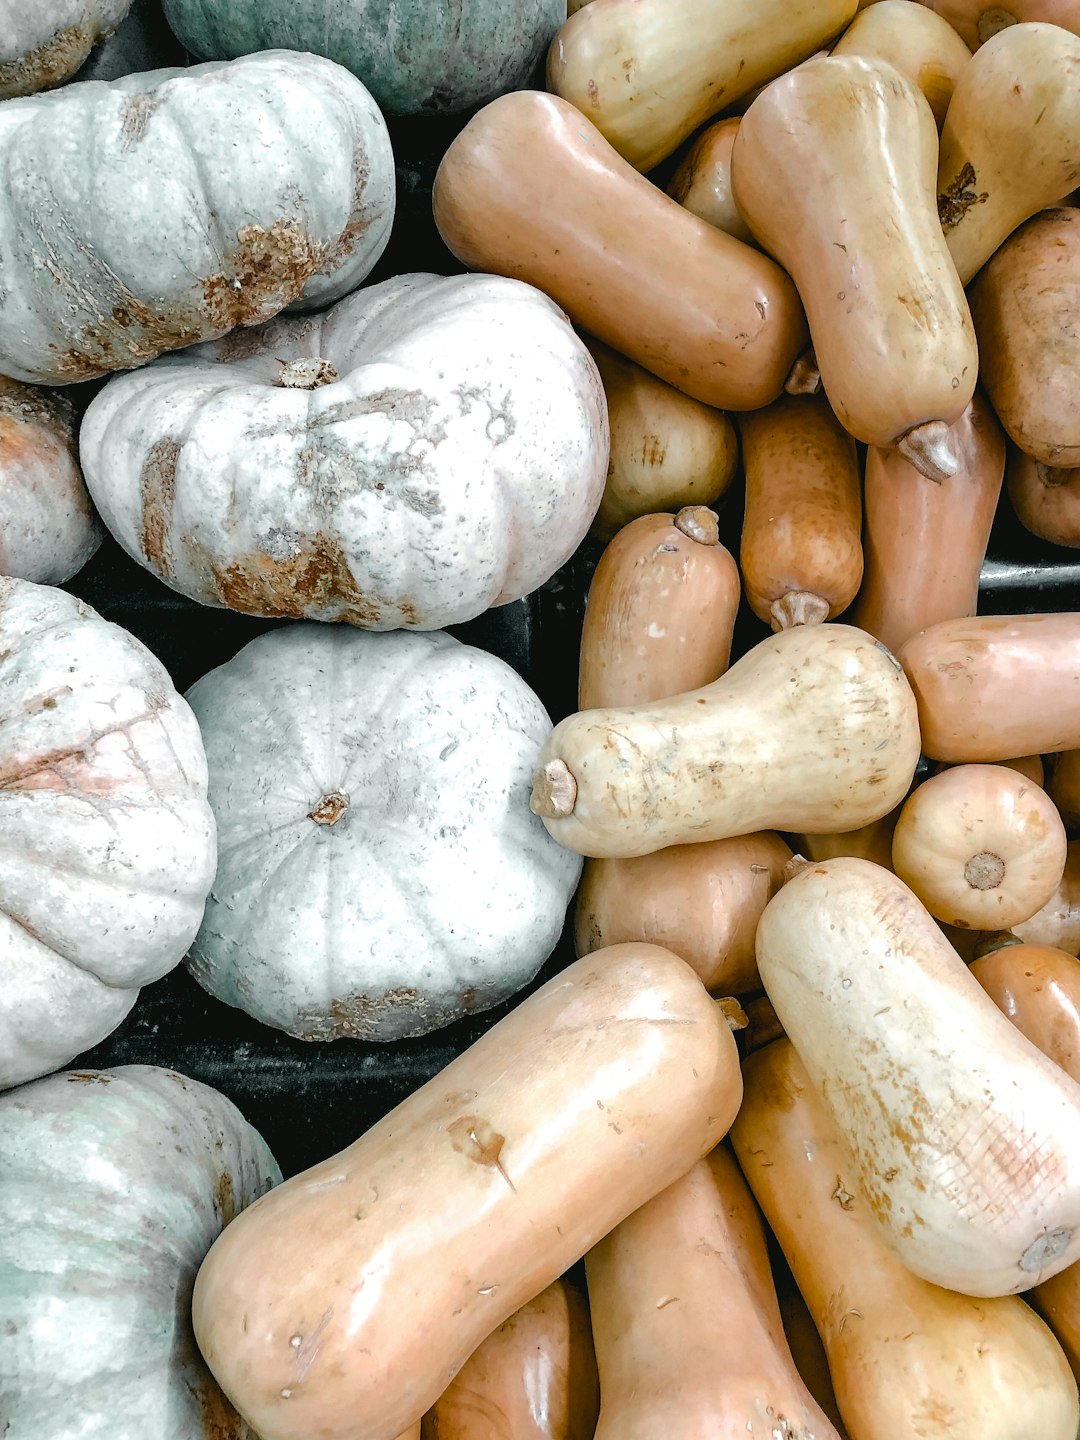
<box><xmin>0</xmin><ymin>23</ymin><xmax>97</xmax><ymax>101</ymax></box>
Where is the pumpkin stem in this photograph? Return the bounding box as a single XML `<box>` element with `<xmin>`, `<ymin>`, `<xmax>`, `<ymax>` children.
<box><xmin>785</xmin><ymin>349</ymin><xmax>822</xmax><ymax>396</ymax></box>
<box><xmin>771</xmin><ymin>591</ymin><xmax>830</xmax><ymax>631</ymax></box>
<box><xmin>896</xmin><ymin>420</ymin><xmax>959</xmax><ymax>483</ymax></box>
<box><xmin>674</xmin><ymin>505</ymin><xmax>719</xmax><ymax>546</ymax></box>
<box><xmin>308</xmin><ymin>791</ymin><xmax>349</xmax><ymax>825</ymax></box>
<box><xmin>964</xmin><ymin>850</ymin><xmax>1006</xmax><ymax>891</ymax></box>
<box><xmin>784</xmin><ymin>853</ymin><xmax>814</xmax><ymax>883</ymax></box>
<box><xmin>530</xmin><ymin>759</ymin><xmax>577</xmax><ymax>820</ymax></box>
<box><xmin>717</xmin><ymin>996</ymin><xmax>749</xmax><ymax>1033</ymax></box>
<box><xmin>276</xmin><ymin>357</ymin><xmax>338</xmax><ymax>390</ymax></box>
<box><xmin>973</xmin><ymin>929</ymin><xmax>1024</xmax><ymax>959</ymax></box>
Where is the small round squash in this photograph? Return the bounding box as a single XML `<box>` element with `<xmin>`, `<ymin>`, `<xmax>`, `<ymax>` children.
<box><xmin>184</xmin><ymin>623</ymin><xmax>583</xmax><ymax>1041</ymax></box>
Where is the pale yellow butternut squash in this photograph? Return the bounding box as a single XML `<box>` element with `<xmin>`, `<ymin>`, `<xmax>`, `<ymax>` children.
<box><xmin>832</xmin><ymin>0</ymin><xmax>972</xmax><ymax>126</ymax></box>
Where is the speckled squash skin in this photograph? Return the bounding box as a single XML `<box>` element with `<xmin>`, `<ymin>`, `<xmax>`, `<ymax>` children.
<box><xmin>80</xmin><ymin>273</ymin><xmax>608</xmax><ymax>631</ymax></box>
<box><xmin>160</xmin><ymin>0</ymin><xmax>562</xmax><ymax>115</ymax></box>
<box><xmin>0</xmin><ymin>51</ymin><xmax>395</xmax><ymax>386</ymax></box>
<box><xmin>0</xmin><ymin>577</ymin><xmax>216</xmax><ymax>1091</ymax></box>
<box><xmin>0</xmin><ymin>1064</ymin><xmax>280</xmax><ymax>1440</ymax></box>
<box><xmin>0</xmin><ymin>0</ymin><xmax>133</xmax><ymax>99</ymax></box>
<box><xmin>183</xmin><ymin>624</ymin><xmax>582</xmax><ymax>1042</ymax></box>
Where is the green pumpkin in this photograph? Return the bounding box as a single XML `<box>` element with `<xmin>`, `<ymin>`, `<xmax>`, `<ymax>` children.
<box><xmin>159</xmin><ymin>0</ymin><xmax>564</xmax><ymax>115</ymax></box>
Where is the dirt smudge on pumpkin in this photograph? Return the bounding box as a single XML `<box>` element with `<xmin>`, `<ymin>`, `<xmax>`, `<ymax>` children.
<box><xmin>119</xmin><ymin>91</ymin><xmax>160</xmax><ymax>151</ymax></box>
<box><xmin>214</xmin><ymin>1168</ymin><xmax>237</xmax><ymax>1227</ymax></box>
<box><xmin>291</xmin><ymin>988</ymin><xmax>431</xmax><ymax>1041</ymax></box>
<box><xmin>0</xmin><ymin>23</ymin><xmax>94</xmax><ymax>101</ymax></box>
<box><xmin>938</xmin><ymin>163</ymin><xmax>990</xmax><ymax>232</ymax></box>
<box><xmin>140</xmin><ymin>439</ymin><xmax>180</xmax><ymax>580</ymax></box>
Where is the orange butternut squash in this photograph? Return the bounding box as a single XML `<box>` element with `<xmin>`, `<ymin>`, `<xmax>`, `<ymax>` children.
<box><xmin>891</xmin><ymin>763</ymin><xmax>1068</xmax><ymax>929</ymax></box>
<box><xmin>732</xmin><ymin>54</ymin><xmax>978</xmax><ymax>481</ymax></box>
<box><xmin>546</xmin><ymin>0</ymin><xmax>857</xmax><ymax>172</ymax></box>
<box><xmin>777</xmin><ymin>1285</ymin><xmax>849</xmax><ymax>1439</ymax></box>
<box><xmin>732</xmin><ymin>1038</ymin><xmax>1080</xmax><ymax>1439</ymax></box>
<box><xmin>794</xmin><ymin>808</ymin><xmax>901</xmax><ymax>870</ymax></box>
<box><xmin>578</xmin><ymin>508</ymin><xmax>740</xmax><ymax>710</ymax></box>
<box><xmin>1007</xmin><ymin>451</ymin><xmax>1080</xmax><ymax>547</ymax></box>
<box><xmin>923</xmin><ymin>0</ymin><xmax>1080</xmax><ymax>48</ymax></box>
<box><xmin>586</xmin><ymin>1146</ymin><xmax>841</xmax><ymax>1439</ymax></box>
<box><xmin>574</xmin><ymin>832</ymin><xmax>793</xmax><ymax>995</ymax></box>
<box><xmin>432</xmin><ymin>92</ymin><xmax>808</xmax><ymax>412</ymax></box>
<box><xmin>666</xmin><ymin>119</ymin><xmax>754</xmax><ymax>245</ymax></box>
<box><xmin>937</xmin><ymin>24</ymin><xmax>1080</xmax><ymax>284</ymax></box>
<box><xmin>584</xmin><ymin>339</ymin><xmax>738</xmax><ymax>541</ymax></box>
<box><xmin>1016</xmin><ymin>840</ymin><xmax>1080</xmax><ymax>955</ymax></box>
<box><xmin>832</xmin><ymin>0</ymin><xmax>972</xmax><ymax>126</ymax></box>
<box><xmin>736</xmin><ymin>392</ymin><xmax>863</xmax><ymax>630</ymax></box>
<box><xmin>854</xmin><ymin>391</ymin><xmax>1005</xmax><ymax>655</ymax></box>
<box><xmin>420</xmin><ymin>1280</ymin><xmax>599</xmax><ymax>1440</ymax></box>
<box><xmin>898</xmin><ymin>613</ymin><xmax>1080</xmax><ymax>761</ymax></box>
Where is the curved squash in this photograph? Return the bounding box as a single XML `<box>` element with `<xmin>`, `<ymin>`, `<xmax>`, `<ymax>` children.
<box><xmin>732</xmin><ymin>1038</ymin><xmax>1080</xmax><ymax>1438</ymax></box>
<box><xmin>1008</xmin><ymin>451</ymin><xmax>1080</xmax><ymax>547</ymax></box>
<box><xmin>1016</xmin><ymin>840</ymin><xmax>1080</xmax><ymax>955</ymax></box>
<box><xmin>732</xmin><ymin>53</ymin><xmax>977</xmax><ymax>480</ymax></box>
<box><xmin>1049</xmin><ymin>751</ymin><xmax>1080</xmax><ymax>828</ymax></box>
<box><xmin>937</xmin><ymin>24</ymin><xmax>1080</xmax><ymax>284</ymax></box>
<box><xmin>756</xmin><ymin>856</ymin><xmax>1080</xmax><ymax>1295</ymax></box>
<box><xmin>795</xmin><ymin>808</ymin><xmax>901</xmax><ymax>870</ymax></box>
<box><xmin>531</xmin><ymin>624</ymin><xmax>921</xmax><ymax>860</ymax></box>
<box><xmin>192</xmin><ymin>944</ymin><xmax>742</xmax><ymax>1440</ymax></box>
<box><xmin>832</xmin><ymin>0</ymin><xmax>972</xmax><ymax>126</ymax></box>
<box><xmin>923</xmin><ymin>0</ymin><xmax>1080</xmax><ymax>47</ymax></box>
<box><xmin>432</xmin><ymin>92</ymin><xmax>808</xmax><ymax>413</ymax></box>
<box><xmin>854</xmin><ymin>391</ymin><xmax>1004</xmax><ymax>655</ymax></box>
<box><xmin>586</xmin><ymin>1146</ymin><xmax>841</xmax><ymax>1439</ymax></box>
<box><xmin>578</xmin><ymin>508</ymin><xmax>740</xmax><ymax>709</ymax></box>
<box><xmin>546</xmin><ymin>0</ymin><xmax>857</xmax><ymax>172</ymax></box>
<box><xmin>666</xmin><ymin>119</ymin><xmax>754</xmax><ymax>245</ymax></box>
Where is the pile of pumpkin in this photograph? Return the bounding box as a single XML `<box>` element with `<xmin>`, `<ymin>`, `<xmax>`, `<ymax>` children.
<box><xmin>5</xmin><ymin>0</ymin><xmax>1080</xmax><ymax>1437</ymax></box>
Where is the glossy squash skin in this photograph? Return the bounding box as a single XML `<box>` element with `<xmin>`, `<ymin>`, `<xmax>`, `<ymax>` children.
<box><xmin>666</xmin><ymin>119</ymin><xmax>755</xmax><ymax>245</ymax></box>
<box><xmin>832</xmin><ymin>0</ymin><xmax>972</xmax><ymax>125</ymax></box>
<box><xmin>192</xmin><ymin>945</ymin><xmax>742</xmax><ymax>1440</ymax></box>
<box><xmin>432</xmin><ymin>92</ymin><xmax>809</xmax><ymax>413</ymax></box>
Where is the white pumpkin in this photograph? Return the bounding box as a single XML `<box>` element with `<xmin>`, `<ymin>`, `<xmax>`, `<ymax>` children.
<box><xmin>0</xmin><ymin>0</ymin><xmax>133</xmax><ymax>99</ymax></box>
<box><xmin>0</xmin><ymin>1063</ymin><xmax>280</xmax><ymax>1439</ymax></box>
<box><xmin>0</xmin><ymin>377</ymin><xmax>102</xmax><ymax>584</ymax></box>
<box><xmin>0</xmin><ymin>577</ymin><xmax>216</xmax><ymax>1090</ymax></box>
<box><xmin>0</xmin><ymin>51</ymin><xmax>395</xmax><ymax>385</ymax></box>
<box><xmin>183</xmin><ymin>623</ymin><xmax>583</xmax><ymax>1041</ymax></box>
<box><xmin>80</xmin><ymin>272</ymin><xmax>609</xmax><ymax>631</ymax></box>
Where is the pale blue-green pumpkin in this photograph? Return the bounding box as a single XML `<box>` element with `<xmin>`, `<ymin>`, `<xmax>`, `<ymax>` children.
<box><xmin>159</xmin><ymin>0</ymin><xmax>564</xmax><ymax>115</ymax></box>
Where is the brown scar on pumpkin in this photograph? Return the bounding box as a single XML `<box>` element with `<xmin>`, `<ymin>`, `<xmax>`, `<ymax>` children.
<box><xmin>938</xmin><ymin>163</ymin><xmax>990</xmax><ymax>232</ymax></box>
<box><xmin>448</xmin><ymin>1115</ymin><xmax>517</xmax><ymax>1192</ymax></box>
<box><xmin>140</xmin><ymin>439</ymin><xmax>180</xmax><ymax>580</ymax></box>
<box><xmin>0</xmin><ymin>23</ymin><xmax>96</xmax><ymax>101</ymax></box>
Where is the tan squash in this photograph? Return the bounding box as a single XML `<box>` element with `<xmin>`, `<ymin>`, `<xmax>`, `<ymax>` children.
<box><xmin>732</xmin><ymin>54</ymin><xmax>978</xmax><ymax>482</ymax></box>
<box><xmin>666</xmin><ymin>119</ymin><xmax>754</xmax><ymax>245</ymax></box>
<box><xmin>1050</xmin><ymin>752</ymin><xmax>1080</xmax><ymax>829</ymax></box>
<box><xmin>898</xmin><ymin>613</ymin><xmax>1080</xmax><ymax>761</ymax></box>
<box><xmin>586</xmin><ymin>1146</ymin><xmax>842</xmax><ymax>1439</ymax></box>
<box><xmin>578</xmin><ymin>508</ymin><xmax>740</xmax><ymax>710</ymax></box>
<box><xmin>937</xmin><ymin>25</ymin><xmax>1080</xmax><ymax>285</ymax></box>
<box><xmin>736</xmin><ymin>391</ymin><xmax>863</xmax><ymax>630</ymax></box>
<box><xmin>191</xmin><ymin>943</ymin><xmax>742</xmax><ymax>1440</ymax></box>
<box><xmin>530</xmin><ymin>624</ymin><xmax>921</xmax><ymax>860</ymax></box>
<box><xmin>584</xmin><ymin>339</ymin><xmax>739</xmax><ymax>541</ymax></box>
<box><xmin>731</xmin><ymin>1038</ymin><xmax>1080</xmax><ymax>1439</ymax></box>
<box><xmin>1015</xmin><ymin>840</ymin><xmax>1080</xmax><ymax>955</ymax></box>
<box><xmin>832</xmin><ymin>0</ymin><xmax>972</xmax><ymax>126</ymax></box>
<box><xmin>420</xmin><ymin>1280</ymin><xmax>599</xmax><ymax>1440</ymax></box>
<box><xmin>1008</xmin><ymin>450</ymin><xmax>1080</xmax><ymax>547</ymax></box>
<box><xmin>923</xmin><ymin>0</ymin><xmax>1080</xmax><ymax>47</ymax></box>
<box><xmin>933</xmin><ymin>754</ymin><xmax>1046</xmax><ymax>784</ymax></box>
<box><xmin>891</xmin><ymin>763</ymin><xmax>1068</xmax><ymax>929</ymax></box>
<box><xmin>432</xmin><ymin>93</ymin><xmax>808</xmax><ymax>413</ymax></box>
<box><xmin>795</xmin><ymin>808</ymin><xmax>900</xmax><ymax>870</ymax></box>
<box><xmin>853</xmin><ymin>390</ymin><xmax>1005</xmax><ymax>655</ymax></box>
<box><xmin>756</xmin><ymin>857</ymin><xmax>1080</xmax><ymax>1295</ymax></box>
<box><xmin>546</xmin><ymin>0</ymin><xmax>858</xmax><ymax>172</ymax></box>
<box><xmin>740</xmin><ymin>993</ymin><xmax>788</xmax><ymax>1055</ymax></box>
<box><xmin>574</xmin><ymin>832</ymin><xmax>793</xmax><ymax>995</ymax></box>
<box><xmin>777</xmin><ymin>1285</ymin><xmax>849</xmax><ymax>1439</ymax></box>
<box><xmin>969</xmin><ymin>208</ymin><xmax>1080</xmax><ymax>468</ymax></box>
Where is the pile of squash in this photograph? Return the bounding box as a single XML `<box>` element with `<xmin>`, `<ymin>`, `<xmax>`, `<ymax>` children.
<box><xmin>5</xmin><ymin>0</ymin><xmax>1080</xmax><ymax>1437</ymax></box>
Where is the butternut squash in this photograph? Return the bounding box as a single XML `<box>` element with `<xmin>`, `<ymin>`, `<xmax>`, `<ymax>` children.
<box><xmin>1007</xmin><ymin>451</ymin><xmax>1080</xmax><ymax>547</ymax></box>
<box><xmin>898</xmin><ymin>613</ymin><xmax>1080</xmax><ymax>761</ymax></box>
<box><xmin>578</xmin><ymin>508</ymin><xmax>740</xmax><ymax>710</ymax></box>
<box><xmin>1015</xmin><ymin>840</ymin><xmax>1080</xmax><ymax>955</ymax></box>
<box><xmin>546</xmin><ymin>0</ymin><xmax>858</xmax><ymax>172</ymax></box>
<box><xmin>732</xmin><ymin>1038</ymin><xmax>1080</xmax><ymax>1439</ymax></box>
<box><xmin>795</xmin><ymin>808</ymin><xmax>901</xmax><ymax>870</ymax></box>
<box><xmin>530</xmin><ymin>624</ymin><xmax>921</xmax><ymax>860</ymax></box>
<box><xmin>854</xmin><ymin>391</ymin><xmax>1005</xmax><ymax>655</ymax></box>
<box><xmin>574</xmin><ymin>832</ymin><xmax>794</xmax><ymax>995</ymax></box>
<box><xmin>584</xmin><ymin>338</ymin><xmax>739</xmax><ymax>541</ymax></box>
<box><xmin>777</xmin><ymin>1285</ymin><xmax>849</xmax><ymax>1439</ymax></box>
<box><xmin>832</xmin><ymin>0</ymin><xmax>972</xmax><ymax>126</ymax></box>
<box><xmin>968</xmin><ymin>208</ymin><xmax>1080</xmax><ymax>468</ymax></box>
<box><xmin>756</xmin><ymin>856</ymin><xmax>1080</xmax><ymax>1295</ymax></box>
<box><xmin>586</xmin><ymin>1146</ymin><xmax>842</xmax><ymax>1439</ymax></box>
<box><xmin>420</xmin><ymin>1280</ymin><xmax>599</xmax><ymax>1440</ymax></box>
<box><xmin>191</xmin><ymin>944</ymin><xmax>742</xmax><ymax>1440</ymax></box>
<box><xmin>736</xmin><ymin>392</ymin><xmax>863</xmax><ymax>630</ymax></box>
<box><xmin>732</xmin><ymin>54</ymin><xmax>978</xmax><ymax>482</ymax></box>
<box><xmin>937</xmin><ymin>24</ymin><xmax>1080</xmax><ymax>284</ymax></box>
<box><xmin>1049</xmin><ymin>752</ymin><xmax>1080</xmax><ymax>829</ymax></box>
<box><xmin>432</xmin><ymin>93</ymin><xmax>808</xmax><ymax>413</ymax></box>
<box><xmin>923</xmin><ymin>0</ymin><xmax>1080</xmax><ymax>48</ymax></box>
<box><xmin>666</xmin><ymin>119</ymin><xmax>754</xmax><ymax>245</ymax></box>
<box><xmin>891</xmin><ymin>763</ymin><xmax>1068</xmax><ymax>929</ymax></box>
